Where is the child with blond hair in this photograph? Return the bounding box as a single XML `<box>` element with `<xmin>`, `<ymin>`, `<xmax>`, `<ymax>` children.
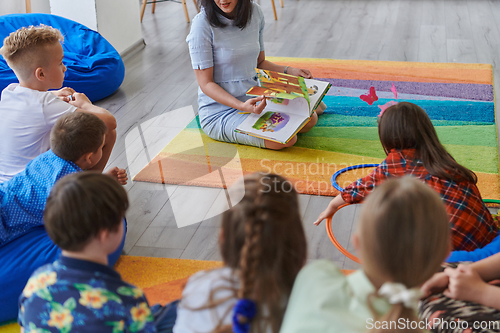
<box><xmin>0</xmin><ymin>24</ymin><xmax>116</xmax><ymax>182</ymax></box>
<box><xmin>280</xmin><ymin>177</ymin><xmax>450</xmax><ymax>333</ymax></box>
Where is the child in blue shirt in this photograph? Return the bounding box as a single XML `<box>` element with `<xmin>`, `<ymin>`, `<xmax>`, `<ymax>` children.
<box><xmin>0</xmin><ymin>111</ymin><xmax>127</xmax><ymax>246</ymax></box>
<box><xmin>0</xmin><ymin>112</ymin><xmax>126</xmax><ymax>323</ymax></box>
<box><xmin>18</xmin><ymin>172</ymin><xmax>164</xmax><ymax>332</ymax></box>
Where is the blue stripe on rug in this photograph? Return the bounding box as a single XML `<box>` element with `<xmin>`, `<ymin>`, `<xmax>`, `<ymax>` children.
<box><xmin>318</xmin><ymin>78</ymin><xmax>494</xmax><ymax>101</ymax></box>
<box><xmin>322</xmin><ymin>96</ymin><xmax>495</xmax><ymax>123</ymax></box>
<box><xmin>316</xmin><ymin>114</ymin><xmax>493</xmax><ymax>127</ymax></box>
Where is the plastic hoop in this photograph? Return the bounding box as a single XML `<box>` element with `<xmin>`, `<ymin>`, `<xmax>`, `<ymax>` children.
<box><xmin>325</xmin><ymin>204</ymin><xmax>361</xmax><ymax>264</ymax></box>
<box><xmin>330</xmin><ymin>164</ymin><xmax>379</xmax><ymax>191</ymax></box>
<box><xmin>327</xmin><ymin>164</ymin><xmax>499</xmax><ymax>263</ymax></box>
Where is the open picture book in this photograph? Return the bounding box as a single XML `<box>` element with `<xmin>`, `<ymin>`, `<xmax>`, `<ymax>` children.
<box><xmin>235</xmin><ymin>69</ymin><xmax>331</xmax><ymax>144</ymax></box>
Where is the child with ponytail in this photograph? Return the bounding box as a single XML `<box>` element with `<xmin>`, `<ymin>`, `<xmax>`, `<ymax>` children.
<box><xmin>173</xmin><ymin>173</ymin><xmax>307</xmax><ymax>333</ymax></box>
<box><xmin>315</xmin><ymin>102</ymin><xmax>497</xmax><ymax>252</ymax></box>
<box><xmin>280</xmin><ymin>177</ymin><xmax>450</xmax><ymax>333</ymax></box>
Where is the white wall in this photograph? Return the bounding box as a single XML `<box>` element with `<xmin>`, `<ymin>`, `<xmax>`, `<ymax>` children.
<box><xmin>0</xmin><ymin>0</ymin><xmax>50</xmax><ymax>15</ymax></box>
<box><xmin>1</xmin><ymin>0</ymin><xmax>143</xmax><ymax>55</ymax></box>
<box><xmin>95</xmin><ymin>0</ymin><xmax>143</xmax><ymax>54</ymax></box>
<box><xmin>31</xmin><ymin>0</ymin><xmax>51</xmax><ymax>14</ymax></box>
<box><xmin>49</xmin><ymin>0</ymin><xmax>98</xmax><ymax>31</ymax></box>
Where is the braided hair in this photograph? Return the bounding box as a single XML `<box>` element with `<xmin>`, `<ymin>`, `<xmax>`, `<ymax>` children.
<box><xmin>217</xmin><ymin>173</ymin><xmax>307</xmax><ymax>333</ymax></box>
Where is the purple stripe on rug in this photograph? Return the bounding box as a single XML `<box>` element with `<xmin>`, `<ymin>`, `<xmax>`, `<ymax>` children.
<box><xmin>318</xmin><ymin>79</ymin><xmax>493</xmax><ymax>101</ymax></box>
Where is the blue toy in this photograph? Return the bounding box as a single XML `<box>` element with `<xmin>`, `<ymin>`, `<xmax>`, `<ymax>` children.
<box><xmin>330</xmin><ymin>164</ymin><xmax>500</xmax><ymax>264</ymax></box>
<box><xmin>330</xmin><ymin>163</ymin><xmax>380</xmax><ymax>191</ymax></box>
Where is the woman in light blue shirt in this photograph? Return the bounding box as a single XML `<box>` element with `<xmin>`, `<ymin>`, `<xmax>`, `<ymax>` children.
<box><xmin>186</xmin><ymin>0</ymin><xmax>322</xmax><ymax>150</ymax></box>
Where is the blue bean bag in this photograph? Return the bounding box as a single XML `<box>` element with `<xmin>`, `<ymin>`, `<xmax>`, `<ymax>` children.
<box><xmin>0</xmin><ymin>220</ymin><xmax>127</xmax><ymax>324</ymax></box>
<box><xmin>0</xmin><ymin>13</ymin><xmax>125</xmax><ymax>102</ymax></box>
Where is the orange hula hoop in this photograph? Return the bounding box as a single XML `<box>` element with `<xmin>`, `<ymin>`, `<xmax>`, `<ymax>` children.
<box><xmin>325</xmin><ymin>203</ymin><xmax>361</xmax><ymax>264</ymax></box>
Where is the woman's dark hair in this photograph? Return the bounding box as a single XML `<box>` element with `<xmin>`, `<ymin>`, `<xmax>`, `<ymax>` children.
<box><xmin>378</xmin><ymin>102</ymin><xmax>477</xmax><ymax>184</ymax></box>
<box><xmin>199</xmin><ymin>0</ymin><xmax>253</xmax><ymax>29</ymax></box>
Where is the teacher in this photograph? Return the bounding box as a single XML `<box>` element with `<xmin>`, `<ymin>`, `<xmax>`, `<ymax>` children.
<box><xmin>186</xmin><ymin>0</ymin><xmax>324</xmax><ymax>150</ymax></box>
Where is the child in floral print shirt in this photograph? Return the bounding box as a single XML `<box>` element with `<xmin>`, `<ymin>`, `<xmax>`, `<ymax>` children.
<box><xmin>18</xmin><ymin>173</ymin><xmax>172</xmax><ymax>333</ymax></box>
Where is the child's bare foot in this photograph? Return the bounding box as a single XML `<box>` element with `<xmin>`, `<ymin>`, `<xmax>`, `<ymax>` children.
<box><xmin>315</xmin><ymin>101</ymin><xmax>327</xmax><ymax>115</ymax></box>
<box><xmin>105</xmin><ymin>167</ymin><xmax>128</xmax><ymax>185</ymax></box>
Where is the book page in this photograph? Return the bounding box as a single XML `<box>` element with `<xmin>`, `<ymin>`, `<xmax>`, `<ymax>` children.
<box><xmin>246</xmin><ymin>86</ymin><xmax>300</xmax><ymax>100</ymax></box>
<box><xmin>260</xmin><ymin>96</ymin><xmax>309</xmax><ymax>116</ymax></box>
<box><xmin>236</xmin><ymin>109</ymin><xmax>309</xmax><ymax>144</ymax></box>
<box><xmin>304</xmin><ymin>78</ymin><xmax>331</xmax><ymax>113</ymax></box>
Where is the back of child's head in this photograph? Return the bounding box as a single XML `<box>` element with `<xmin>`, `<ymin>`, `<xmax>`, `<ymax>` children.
<box><xmin>220</xmin><ymin>173</ymin><xmax>307</xmax><ymax>333</ymax></box>
<box><xmin>50</xmin><ymin>112</ymin><xmax>107</xmax><ymax>162</ymax></box>
<box><xmin>0</xmin><ymin>25</ymin><xmax>63</xmax><ymax>81</ymax></box>
<box><xmin>357</xmin><ymin>177</ymin><xmax>449</xmax><ymax>333</ymax></box>
<box><xmin>44</xmin><ymin>172</ymin><xmax>129</xmax><ymax>252</ymax></box>
<box><xmin>378</xmin><ymin>102</ymin><xmax>476</xmax><ymax>183</ymax></box>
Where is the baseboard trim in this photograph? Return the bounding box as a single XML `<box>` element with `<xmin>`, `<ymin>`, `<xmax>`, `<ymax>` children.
<box><xmin>120</xmin><ymin>38</ymin><xmax>146</xmax><ymax>59</ymax></box>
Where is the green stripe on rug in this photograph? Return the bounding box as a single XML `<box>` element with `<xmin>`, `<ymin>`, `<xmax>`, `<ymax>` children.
<box><xmin>300</xmin><ymin>125</ymin><xmax>498</xmax><ymax>147</ymax></box>
<box><xmin>296</xmin><ymin>135</ymin><xmax>497</xmax><ymax>173</ymax></box>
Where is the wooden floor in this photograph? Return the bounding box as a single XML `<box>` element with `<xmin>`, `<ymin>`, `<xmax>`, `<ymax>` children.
<box><xmin>95</xmin><ymin>0</ymin><xmax>500</xmax><ymax>270</ymax></box>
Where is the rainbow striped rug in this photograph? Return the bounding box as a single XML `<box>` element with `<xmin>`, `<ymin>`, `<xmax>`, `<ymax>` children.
<box><xmin>0</xmin><ymin>256</ymin><xmax>354</xmax><ymax>332</ymax></box>
<box><xmin>134</xmin><ymin>57</ymin><xmax>499</xmax><ymax>200</ymax></box>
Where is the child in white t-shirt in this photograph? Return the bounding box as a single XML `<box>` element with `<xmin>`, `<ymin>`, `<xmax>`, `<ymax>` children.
<box><xmin>0</xmin><ymin>25</ymin><xmax>117</xmax><ymax>182</ymax></box>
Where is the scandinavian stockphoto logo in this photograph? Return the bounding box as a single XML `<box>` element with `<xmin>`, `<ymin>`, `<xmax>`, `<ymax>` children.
<box><xmin>125</xmin><ymin>106</ymin><xmax>244</xmax><ymax>228</ymax></box>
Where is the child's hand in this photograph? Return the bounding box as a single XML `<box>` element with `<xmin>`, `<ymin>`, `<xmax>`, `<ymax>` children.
<box><xmin>314</xmin><ymin>207</ymin><xmax>334</xmax><ymax>226</ymax></box>
<box><xmin>52</xmin><ymin>87</ymin><xmax>76</xmax><ymax>101</ymax></box>
<box><xmin>241</xmin><ymin>96</ymin><xmax>267</xmax><ymax>114</ymax></box>
<box><xmin>287</xmin><ymin>67</ymin><xmax>313</xmax><ymax>79</ymax></box>
<box><xmin>69</xmin><ymin>92</ymin><xmax>93</xmax><ymax>109</ymax></box>
<box><xmin>105</xmin><ymin>167</ymin><xmax>128</xmax><ymax>185</ymax></box>
<box><xmin>421</xmin><ymin>272</ymin><xmax>449</xmax><ymax>298</ymax></box>
<box><xmin>313</xmin><ymin>195</ymin><xmax>346</xmax><ymax>226</ymax></box>
<box><xmin>443</xmin><ymin>264</ymin><xmax>488</xmax><ymax>303</ymax></box>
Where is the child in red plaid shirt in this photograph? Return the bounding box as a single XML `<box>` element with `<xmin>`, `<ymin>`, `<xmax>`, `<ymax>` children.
<box><xmin>315</xmin><ymin>102</ymin><xmax>497</xmax><ymax>252</ymax></box>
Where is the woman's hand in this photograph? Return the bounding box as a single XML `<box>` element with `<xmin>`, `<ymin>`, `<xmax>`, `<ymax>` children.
<box><xmin>287</xmin><ymin>67</ymin><xmax>313</xmax><ymax>79</ymax></box>
<box><xmin>240</xmin><ymin>96</ymin><xmax>267</xmax><ymax>114</ymax></box>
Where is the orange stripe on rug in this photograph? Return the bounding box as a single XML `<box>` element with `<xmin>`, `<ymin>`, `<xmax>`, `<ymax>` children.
<box><xmin>476</xmin><ymin>172</ymin><xmax>500</xmax><ymax>201</ymax></box>
<box><xmin>113</xmin><ymin>256</ymin><xmax>354</xmax><ymax>306</ymax></box>
<box><xmin>267</xmin><ymin>57</ymin><xmax>493</xmax><ymax>84</ymax></box>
